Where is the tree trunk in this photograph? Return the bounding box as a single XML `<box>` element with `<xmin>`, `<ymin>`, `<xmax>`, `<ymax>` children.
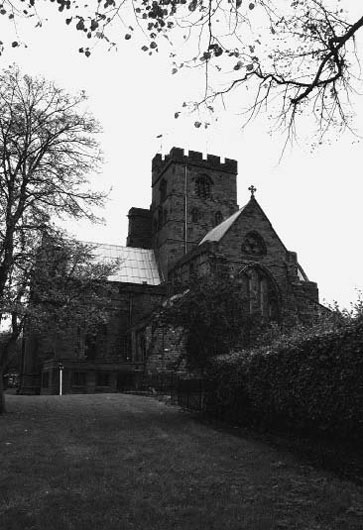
<box><xmin>0</xmin><ymin>366</ymin><xmax>6</xmax><ymax>414</ymax></box>
<box><xmin>0</xmin><ymin>327</ymin><xmax>21</xmax><ymax>414</ymax></box>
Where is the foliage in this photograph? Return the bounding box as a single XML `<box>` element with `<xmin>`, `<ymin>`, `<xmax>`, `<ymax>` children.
<box><xmin>0</xmin><ymin>1</ymin><xmax>362</xmax><ymax>139</ymax></box>
<box><xmin>206</xmin><ymin>310</ymin><xmax>363</xmax><ymax>441</ymax></box>
<box><xmin>0</xmin><ymin>66</ymin><xmax>104</xmax><ymax>412</ymax></box>
<box><xmin>29</xmin><ymin>233</ymin><xmax>119</xmax><ymax>339</ymax></box>
<box><xmin>159</xmin><ymin>268</ymin><xmax>272</xmax><ymax>370</ymax></box>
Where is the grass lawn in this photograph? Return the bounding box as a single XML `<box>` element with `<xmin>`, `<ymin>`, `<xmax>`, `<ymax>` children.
<box><xmin>1</xmin><ymin>393</ymin><xmax>363</xmax><ymax>530</ymax></box>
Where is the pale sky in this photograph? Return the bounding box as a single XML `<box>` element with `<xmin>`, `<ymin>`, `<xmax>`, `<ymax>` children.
<box><xmin>1</xmin><ymin>2</ymin><xmax>363</xmax><ymax>309</ymax></box>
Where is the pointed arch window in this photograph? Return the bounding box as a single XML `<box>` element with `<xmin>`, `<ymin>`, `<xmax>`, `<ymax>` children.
<box><xmin>159</xmin><ymin>179</ymin><xmax>167</xmax><ymax>203</ymax></box>
<box><xmin>155</xmin><ymin>206</ymin><xmax>162</xmax><ymax>231</ymax></box>
<box><xmin>195</xmin><ymin>174</ymin><xmax>213</xmax><ymax>199</ymax></box>
<box><xmin>240</xmin><ymin>266</ymin><xmax>279</xmax><ymax>321</ymax></box>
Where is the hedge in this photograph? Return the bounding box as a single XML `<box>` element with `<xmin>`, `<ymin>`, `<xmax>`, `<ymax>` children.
<box><xmin>206</xmin><ymin>320</ymin><xmax>363</xmax><ymax>440</ymax></box>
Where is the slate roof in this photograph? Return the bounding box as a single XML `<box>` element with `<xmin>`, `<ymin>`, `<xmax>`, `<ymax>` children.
<box><xmin>89</xmin><ymin>243</ymin><xmax>161</xmax><ymax>285</ymax></box>
<box><xmin>199</xmin><ymin>206</ymin><xmax>246</xmax><ymax>245</ymax></box>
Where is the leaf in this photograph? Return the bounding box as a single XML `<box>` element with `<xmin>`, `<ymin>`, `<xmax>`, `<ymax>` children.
<box><xmin>174</xmin><ymin>112</ymin><xmax>180</xmax><ymax>119</ymax></box>
<box><xmin>125</xmin><ymin>34</ymin><xmax>131</xmax><ymax>40</ymax></box>
<box><xmin>76</xmin><ymin>19</ymin><xmax>85</xmax><ymax>31</ymax></box>
<box><xmin>201</xmin><ymin>51</ymin><xmax>211</xmax><ymax>61</ymax></box>
<box><xmin>249</xmin><ymin>2</ymin><xmax>255</xmax><ymax>9</ymax></box>
<box><xmin>188</xmin><ymin>0</ymin><xmax>197</xmax><ymax>12</ymax></box>
<box><xmin>171</xmin><ymin>68</ymin><xmax>178</xmax><ymax>74</ymax></box>
<box><xmin>90</xmin><ymin>20</ymin><xmax>99</xmax><ymax>31</ymax></box>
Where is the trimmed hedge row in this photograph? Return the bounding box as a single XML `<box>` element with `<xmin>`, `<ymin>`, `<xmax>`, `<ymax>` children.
<box><xmin>206</xmin><ymin>321</ymin><xmax>363</xmax><ymax>440</ymax></box>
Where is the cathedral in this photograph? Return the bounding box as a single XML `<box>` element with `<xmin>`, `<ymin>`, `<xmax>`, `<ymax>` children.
<box><xmin>21</xmin><ymin>147</ymin><xmax>324</xmax><ymax>395</ymax></box>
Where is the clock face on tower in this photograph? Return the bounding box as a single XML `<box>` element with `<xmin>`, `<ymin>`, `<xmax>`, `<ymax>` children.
<box><xmin>241</xmin><ymin>232</ymin><xmax>267</xmax><ymax>256</ymax></box>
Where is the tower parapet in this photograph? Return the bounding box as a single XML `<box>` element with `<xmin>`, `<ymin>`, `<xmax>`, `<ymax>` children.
<box><xmin>152</xmin><ymin>147</ymin><xmax>237</xmax><ymax>185</ymax></box>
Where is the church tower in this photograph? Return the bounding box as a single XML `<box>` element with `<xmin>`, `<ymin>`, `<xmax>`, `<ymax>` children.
<box><xmin>151</xmin><ymin>147</ymin><xmax>238</xmax><ymax>279</ymax></box>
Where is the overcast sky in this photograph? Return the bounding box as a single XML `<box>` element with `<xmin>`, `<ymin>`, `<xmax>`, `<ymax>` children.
<box><xmin>1</xmin><ymin>2</ymin><xmax>363</xmax><ymax>309</ymax></box>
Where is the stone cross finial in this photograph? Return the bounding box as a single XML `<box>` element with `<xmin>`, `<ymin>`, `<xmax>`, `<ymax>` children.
<box><xmin>248</xmin><ymin>185</ymin><xmax>257</xmax><ymax>197</ymax></box>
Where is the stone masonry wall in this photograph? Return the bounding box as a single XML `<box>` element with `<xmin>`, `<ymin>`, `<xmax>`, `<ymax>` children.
<box><xmin>151</xmin><ymin>147</ymin><xmax>238</xmax><ymax>279</ymax></box>
<box><xmin>217</xmin><ymin>198</ymin><xmax>319</xmax><ymax>326</ymax></box>
<box><xmin>127</xmin><ymin>207</ymin><xmax>152</xmax><ymax>249</ymax></box>
<box><xmin>144</xmin><ymin>323</ymin><xmax>187</xmax><ymax>377</ymax></box>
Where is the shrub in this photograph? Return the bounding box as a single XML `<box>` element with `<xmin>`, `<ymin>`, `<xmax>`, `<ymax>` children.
<box><xmin>206</xmin><ymin>318</ymin><xmax>363</xmax><ymax>441</ymax></box>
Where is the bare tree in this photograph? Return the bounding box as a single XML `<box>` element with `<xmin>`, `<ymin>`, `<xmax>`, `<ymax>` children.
<box><xmin>0</xmin><ymin>66</ymin><xmax>105</xmax><ymax>412</ymax></box>
<box><xmin>0</xmin><ymin>1</ymin><xmax>362</xmax><ymax>138</ymax></box>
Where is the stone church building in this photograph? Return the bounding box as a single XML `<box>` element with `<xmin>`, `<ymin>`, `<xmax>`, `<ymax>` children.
<box><xmin>21</xmin><ymin>147</ymin><xmax>323</xmax><ymax>394</ymax></box>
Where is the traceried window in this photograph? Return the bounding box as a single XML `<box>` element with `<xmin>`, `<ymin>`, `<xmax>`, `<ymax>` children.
<box><xmin>214</xmin><ymin>211</ymin><xmax>223</xmax><ymax>226</ymax></box>
<box><xmin>241</xmin><ymin>231</ymin><xmax>267</xmax><ymax>257</ymax></box>
<box><xmin>159</xmin><ymin>179</ymin><xmax>167</xmax><ymax>202</ymax></box>
<box><xmin>195</xmin><ymin>174</ymin><xmax>213</xmax><ymax>199</ymax></box>
<box><xmin>240</xmin><ymin>266</ymin><xmax>279</xmax><ymax>321</ymax></box>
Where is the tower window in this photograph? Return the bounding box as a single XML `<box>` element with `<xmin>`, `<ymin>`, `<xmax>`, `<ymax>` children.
<box><xmin>191</xmin><ymin>208</ymin><xmax>202</xmax><ymax>223</ymax></box>
<box><xmin>214</xmin><ymin>211</ymin><xmax>223</xmax><ymax>226</ymax></box>
<box><xmin>195</xmin><ymin>175</ymin><xmax>213</xmax><ymax>199</ymax></box>
<box><xmin>159</xmin><ymin>179</ymin><xmax>167</xmax><ymax>203</ymax></box>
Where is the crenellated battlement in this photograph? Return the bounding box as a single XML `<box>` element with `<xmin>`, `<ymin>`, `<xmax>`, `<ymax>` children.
<box><xmin>152</xmin><ymin>147</ymin><xmax>238</xmax><ymax>185</ymax></box>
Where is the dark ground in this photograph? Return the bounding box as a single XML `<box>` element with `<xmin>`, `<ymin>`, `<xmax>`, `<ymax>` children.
<box><xmin>1</xmin><ymin>393</ymin><xmax>363</xmax><ymax>530</ymax></box>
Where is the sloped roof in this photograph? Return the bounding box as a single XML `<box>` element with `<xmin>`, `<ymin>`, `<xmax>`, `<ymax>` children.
<box><xmin>199</xmin><ymin>206</ymin><xmax>246</xmax><ymax>245</ymax></box>
<box><xmin>198</xmin><ymin>200</ymin><xmax>310</xmax><ymax>282</ymax></box>
<box><xmin>90</xmin><ymin>243</ymin><xmax>161</xmax><ymax>285</ymax></box>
